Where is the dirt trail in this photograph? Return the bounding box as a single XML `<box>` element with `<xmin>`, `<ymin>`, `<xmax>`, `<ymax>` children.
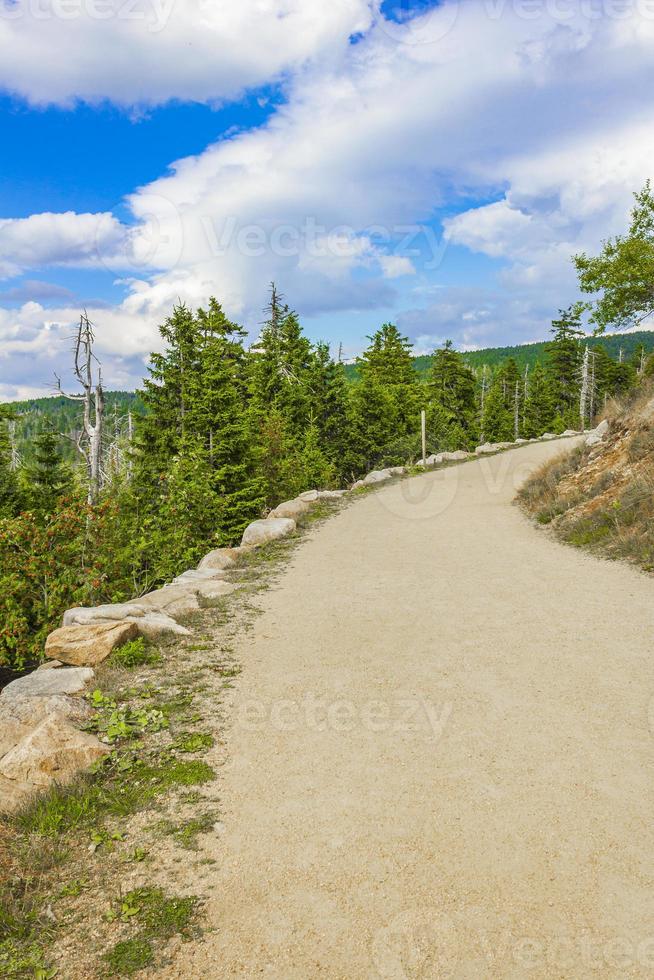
<box><xmin>163</xmin><ymin>439</ymin><xmax>654</xmax><ymax>979</ymax></box>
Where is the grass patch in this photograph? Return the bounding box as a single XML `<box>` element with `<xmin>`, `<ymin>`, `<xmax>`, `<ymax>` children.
<box><xmin>109</xmin><ymin>637</ymin><xmax>162</xmax><ymax>670</ymax></box>
<box><xmin>15</xmin><ymin>755</ymin><xmax>214</xmax><ymax>840</ymax></box>
<box><xmin>102</xmin><ymin>888</ymin><xmax>198</xmax><ymax>977</ymax></box>
<box><xmin>102</xmin><ymin>937</ymin><xmax>153</xmax><ymax>977</ymax></box>
<box><xmin>172</xmin><ymin>732</ymin><xmax>214</xmax><ymax>754</ymax></box>
<box><xmin>159</xmin><ymin>812</ymin><xmax>217</xmax><ymax>850</ymax></box>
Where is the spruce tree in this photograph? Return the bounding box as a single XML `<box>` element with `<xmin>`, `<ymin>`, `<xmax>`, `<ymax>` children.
<box><xmin>481</xmin><ymin>375</ymin><xmax>514</xmax><ymax>442</ymax></box>
<box><xmin>427</xmin><ymin>340</ymin><xmax>478</xmax><ymax>449</ymax></box>
<box><xmin>191</xmin><ymin>299</ymin><xmax>265</xmax><ymax>541</ymax></box>
<box><xmin>356</xmin><ymin>324</ymin><xmax>420</xmax><ymax>440</ymax></box>
<box><xmin>305</xmin><ymin>343</ymin><xmax>350</xmax><ymax>476</ymax></box>
<box><xmin>24</xmin><ymin>426</ymin><xmax>72</xmax><ymax>515</ymax></box>
<box><xmin>522</xmin><ymin>363</ymin><xmax>555</xmax><ymax>437</ymax></box>
<box><xmin>545</xmin><ymin>306</ymin><xmax>584</xmax><ymax>424</ymax></box>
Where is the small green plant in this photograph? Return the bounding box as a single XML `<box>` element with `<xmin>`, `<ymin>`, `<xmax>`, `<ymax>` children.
<box><xmin>102</xmin><ymin>938</ymin><xmax>153</xmax><ymax>977</ymax></box>
<box><xmin>110</xmin><ymin>638</ymin><xmax>161</xmax><ymax>669</ymax></box>
<box><xmin>173</xmin><ymin>732</ymin><xmax>214</xmax><ymax>754</ymax></box>
<box><xmin>102</xmin><ymin>888</ymin><xmax>197</xmax><ymax>977</ymax></box>
<box><xmin>159</xmin><ymin>812</ymin><xmax>217</xmax><ymax>850</ymax></box>
<box><xmin>84</xmin><ymin>694</ymin><xmax>169</xmax><ymax>743</ymax></box>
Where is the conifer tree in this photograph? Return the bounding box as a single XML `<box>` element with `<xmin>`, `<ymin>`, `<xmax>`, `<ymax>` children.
<box><xmin>344</xmin><ymin>377</ymin><xmax>398</xmax><ymax>476</ymax></box>
<box><xmin>426</xmin><ymin>340</ymin><xmax>478</xmax><ymax>449</ymax></box>
<box><xmin>305</xmin><ymin>343</ymin><xmax>350</xmax><ymax>474</ymax></box>
<box><xmin>191</xmin><ymin>299</ymin><xmax>265</xmax><ymax>541</ymax></box>
<box><xmin>481</xmin><ymin>374</ymin><xmax>514</xmax><ymax>442</ymax></box>
<box><xmin>356</xmin><ymin>324</ymin><xmax>420</xmax><ymax>438</ymax></box>
<box><xmin>522</xmin><ymin>363</ymin><xmax>555</xmax><ymax>437</ymax></box>
<box><xmin>545</xmin><ymin>306</ymin><xmax>584</xmax><ymax>424</ymax></box>
<box><xmin>24</xmin><ymin>426</ymin><xmax>72</xmax><ymax>516</ymax></box>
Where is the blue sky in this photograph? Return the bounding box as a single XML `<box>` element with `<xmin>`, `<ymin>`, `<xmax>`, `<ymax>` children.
<box><xmin>0</xmin><ymin>0</ymin><xmax>652</xmax><ymax>397</ymax></box>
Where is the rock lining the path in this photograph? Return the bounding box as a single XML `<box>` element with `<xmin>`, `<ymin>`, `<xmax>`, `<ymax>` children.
<box><xmin>45</xmin><ymin>621</ymin><xmax>139</xmax><ymax>667</ymax></box>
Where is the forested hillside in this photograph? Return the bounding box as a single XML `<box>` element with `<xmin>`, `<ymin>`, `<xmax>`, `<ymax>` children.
<box><xmin>2</xmin><ymin>182</ymin><xmax>654</xmax><ymax>674</ymax></box>
<box><xmin>342</xmin><ymin>329</ymin><xmax>654</xmax><ymax>381</ymax></box>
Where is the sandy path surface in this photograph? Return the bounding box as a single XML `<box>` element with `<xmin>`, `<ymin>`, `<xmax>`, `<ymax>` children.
<box><xmin>164</xmin><ymin>439</ymin><xmax>654</xmax><ymax>979</ymax></box>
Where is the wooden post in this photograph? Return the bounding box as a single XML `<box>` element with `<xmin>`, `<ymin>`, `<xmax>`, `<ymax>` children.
<box><xmin>421</xmin><ymin>409</ymin><xmax>426</xmax><ymax>466</ymax></box>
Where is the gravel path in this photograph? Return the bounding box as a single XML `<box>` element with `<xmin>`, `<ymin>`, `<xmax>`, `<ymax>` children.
<box><xmin>163</xmin><ymin>438</ymin><xmax>654</xmax><ymax>979</ymax></box>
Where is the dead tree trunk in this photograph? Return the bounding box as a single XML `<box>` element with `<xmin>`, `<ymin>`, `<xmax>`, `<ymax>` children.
<box><xmin>56</xmin><ymin>313</ymin><xmax>105</xmax><ymax>505</ymax></box>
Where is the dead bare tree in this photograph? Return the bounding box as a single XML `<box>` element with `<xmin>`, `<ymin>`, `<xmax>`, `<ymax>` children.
<box><xmin>55</xmin><ymin>312</ymin><xmax>105</xmax><ymax>505</ymax></box>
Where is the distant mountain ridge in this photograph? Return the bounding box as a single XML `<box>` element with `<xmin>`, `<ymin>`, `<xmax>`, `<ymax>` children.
<box><xmin>343</xmin><ymin>329</ymin><xmax>654</xmax><ymax>380</ymax></box>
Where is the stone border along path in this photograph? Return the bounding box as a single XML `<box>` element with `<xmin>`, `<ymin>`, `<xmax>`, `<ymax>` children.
<box><xmin>0</xmin><ymin>427</ymin><xmax>590</xmax><ymax>815</ymax></box>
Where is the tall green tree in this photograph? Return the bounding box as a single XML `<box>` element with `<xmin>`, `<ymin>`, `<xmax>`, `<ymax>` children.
<box><xmin>522</xmin><ymin>362</ymin><xmax>554</xmax><ymax>437</ymax></box>
<box><xmin>24</xmin><ymin>426</ymin><xmax>72</xmax><ymax>516</ymax></box>
<box><xmin>356</xmin><ymin>324</ymin><xmax>421</xmax><ymax>438</ymax></box>
<box><xmin>545</xmin><ymin>307</ymin><xmax>583</xmax><ymax>425</ymax></box>
<box><xmin>426</xmin><ymin>340</ymin><xmax>478</xmax><ymax>450</ymax></box>
<box><xmin>575</xmin><ymin>181</ymin><xmax>654</xmax><ymax>331</ymax></box>
<box><xmin>191</xmin><ymin>299</ymin><xmax>265</xmax><ymax>541</ymax></box>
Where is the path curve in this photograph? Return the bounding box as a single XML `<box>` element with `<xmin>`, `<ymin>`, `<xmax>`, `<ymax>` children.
<box><xmin>164</xmin><ymin>439</ymin><xmax>654</xmax><ymax>979</ymax></box>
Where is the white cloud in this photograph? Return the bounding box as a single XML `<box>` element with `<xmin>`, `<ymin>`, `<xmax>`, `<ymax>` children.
<box><xmin>3</xmin><ymin>0</ymin><xmax>654</xmax><ymax>388</ymax></box>
<box><xmin>0</xmin><ymin>211</ymin><xmax>125</xmax><ymax>277</ymax></box>
<box><xmin>0</xmin><ymin>0</ymin><xmax>373</xmax><ymax>107</ymax></box>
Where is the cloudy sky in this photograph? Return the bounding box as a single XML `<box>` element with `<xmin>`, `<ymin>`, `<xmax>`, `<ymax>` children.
<box><xmin>0</xmin><ymin>0</ymin><xmax>652</xmax><ymax>397</ymax></box>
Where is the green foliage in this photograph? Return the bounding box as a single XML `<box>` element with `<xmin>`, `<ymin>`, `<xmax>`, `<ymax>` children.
<box><xmin>575</xmin><ymin>181</ymin><xmax>654</xmax><ymax>331</ymax></box>
<box><xmin>0</xmin><ymin>495</ymin><xmax>138</xmax><ymax>670</ymax></box>
<box><xmin>426</xmin><ymin>341</ymin><xmax>478</xmax><ymax>450</ymax></box>
<box><xmin>109</xmin><ymin>638</ymin><xmax>161</xmax><ymax>669</ymax></box>
<box><xmin>103</xmin><ymin>888</ymin><xmax>197</xmax><ymax>977</ymax></box>
<box><xmin>522</xmin><ymin>362</ymin><xmax>555</xmax><ymax>438</ymax></box>
<box><xmin>22</xmin><ymin>425</ymin><xmax>72</xmax><ymax>516</ymax></box>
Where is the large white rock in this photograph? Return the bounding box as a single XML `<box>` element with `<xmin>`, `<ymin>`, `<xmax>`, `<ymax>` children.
<box><xmin>269</xmin><ymin>498</ymin><xmax>311</xmax><ymax>520</ymax></box>
<box><xmin>562</xmin><ymin>429</ymin><xmax>581</xmax><ymax>436</ymax></box>
<box><xmin>63</xmin><ymin>600</ymin><xmax>190</xmax><ymax>637</ymax></box>
<box><xmin>241</xmin><ymin>517</ymin><xmax>296</xmax><ymax>548</ymax></box>
<box><xmin>475</xmin><ymin>443</ymin><xmax>496</xmax><ymax>455</ymax></box>
<box><xmin>595</xmin><ymin>419</ymin><xmax>609</xmax><ymax>437</ymax></box>
<box><xmin>133</xmin><ymin>612</ymin><xmax>191</xmax><ymax>638</ymax></box>
<box><xmin>1</xmin><ymin>667</ymin><xmax>95</xmax><ymax>701</ymax></box>
<box><xmin>425</xmin><ymin>453</ymin><xmax>444</xmax><ymax>466</ymax></box>
<box><xmin>198</xmin><ymin>548</ymin><xmax>240</xmax><ymax>571</ymax></box>
<box><xmin>388</xmin><ymin>466</ymin><xmax>406</xmax><ymax>475</ymax></box>
<box><xmin>62</xmin><ymin>602</ymin><xmax>145</xmax><ymax>627</ymax></box>
<box><xmin>541</xmin><ymin>433</ymin><xmax>558</xmax><ymax>440</ymax></box>
<box><xmin>173</xmin><ymin>568</ymin><xmax>228</xmax><ymax>585</ymax></box>
<box><xmin>45</xmin><ymin>621</ymin><xmax>139</xmax><ymax>667</ymax></box>
<box><xmin>297</xmin><ymin>490</ymin><xmax>319</xmax><ymax>502</ymax></box>
<box><xmin>363</xmin><ymin>469</ymin><xmax>392</xmax><ymax>485</ymax></box>
<box><xmin>196</xmin><ymin>580</ymin><xmax>237</xmax><ymax>600</ymax></box>
<box><xmin>316</xmin><ymin>489</ymin><xmax>346</xmax><ymax>499</ymax></box>
<box><xmin>0</xmin><ymin>715</ymin><xmax>109</xmax><ymax>788</ymax></box>
<box><xmin>441</xmin><ymin>450</ymin><xmax>470</xmax><ymax>461</ymax></box>
<box><xmin>0</xmin><ymin>694</ymin><xmax>94</xmax><ymax>758</ymax></box>
<box><xmin>514</xmin><ymin>438</ymin><xmax>529</xmax><ymax>444</ymax></box>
